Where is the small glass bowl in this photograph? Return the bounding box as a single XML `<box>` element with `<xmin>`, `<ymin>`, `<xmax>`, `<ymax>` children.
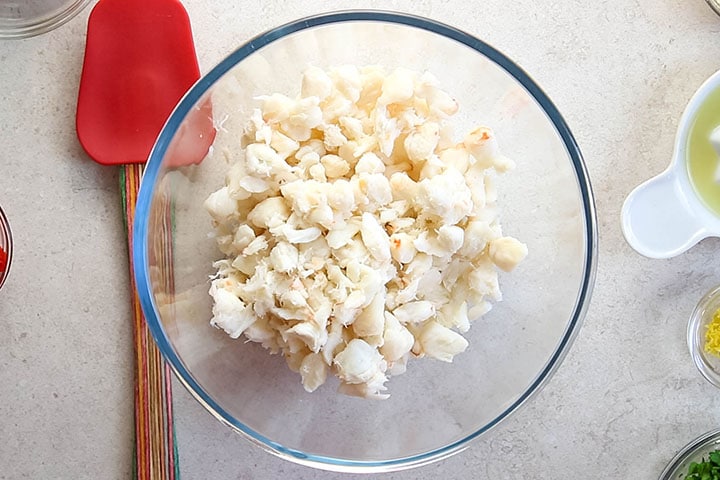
<box><xmin>687</xmin><ymin>285</ymin><xmax>720</xmax><ymax>387</ymax></box>
<box><xmin>659</xmin><ymin>428</ymin><xmax>720</xmax><ymax>479</ymax></box>
<box><xmin>0</xmin><ymin>205</ymin><xmax>12</xmax><ymax>290</ymax></box>
<box><xmin>0</xmin><ymin>0</ymin><xmax>91</xmax><ymax>39</ymax></box>
<box><xmin>708</xmin><ymin>0</ymin><xmax>720</xmax><ymax>16</ymax></box>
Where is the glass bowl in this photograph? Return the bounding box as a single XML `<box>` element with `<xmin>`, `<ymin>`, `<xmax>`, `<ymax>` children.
<box><xmin>0</xmin><ymin>205</ymin><xmax>12</xmax><ymax>290</ymax></box>
<box><xmin>133</xmin><ymin>11</ymin><xmax>597</xmax><ymax>472</ymax></box>
<box><xmin>0</xmin><ymin>0</ymin><xmax>91</xmax><ymax>39</ymax></box>
<box><xmin>659</xmin><ymin>428</ymin><xmax>720</xmax><ymax>479</ymax></box>
<box><xmin>708</xmin><ymin>0</ymin><xmax>720</xmax><ymax>16</ymax></box>
<box><xmin>688</xmin><ymin>285</ymin><xmax>720</xmax><ymax>387</ymax></box>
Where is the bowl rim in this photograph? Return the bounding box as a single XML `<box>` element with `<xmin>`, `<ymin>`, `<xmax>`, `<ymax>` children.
<box><xmin>659</xmin><ymin>427</ymin><xmax>720</xmax><ymax>480</ymax></box>
<box><xmin>0</xmin><ymin>0</ymin><xmax>92</xmax><ymax>40</ymax></box>
<box><xmin>707</xmin><ymin>0</ymin><xmax>720</xmax><ymax>16</ymax></box>
<box><xmin>133</xmin><ymin>10</ymin><xmax>598</xmax><ymax>472</ymax></box>
<box><xmin>0</xmin><ymin>205</ymin><xmax>12</xmax><ymax>290</ymax></box>
<box><xmin>687</xmin><ymin>284</ymin><xmax>720</xmax><ymax>388</ymax></box>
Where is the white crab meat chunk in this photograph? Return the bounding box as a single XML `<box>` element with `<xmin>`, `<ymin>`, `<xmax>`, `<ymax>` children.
<box><xmin>360</xmin><ymin>212</ymin><xmax>391</xmax><ymax>262</ymax></box>
<box><xmin>439</xmin><ymin>146</ymin><xmax>471</xmax><ymax>174</ymax></box>
<box><xmin>259</xmin><ymin>93</ymin><xmax>295</xmax><ymax>123</ymax></box>
<box><xmin>339</xmin><ymin>115</ymin><xmax>365</xmax><ymax>140</ymax></box>
<box><xmin>354</xmin><ymin>152</ymin><xmax>385</xmax><ymax>174</ymax></box>
<box><xmin>321</xmin><ymin>154</ymin><xmax>351</xmax><ymax>179</ymax></box>
<box><xmin>459</xmin><ymin>220</ymin><xmax>499</xmax><ymax>259</ymax></box>
<box><xmin>333</xmin><ymin>338</ymin><xmax>387</xmax><ymax>385</ymax></box>
<box><xmin>242</xmin><ymin>234</ymin><xmax>269</xmax><ymax>256</ymax></box>
<box><xmin>488</xmin><ymin>236</ymin><xmax>528</xmax><ymax>272</ymax></box>
<box><xmin>300</xmin><ymin>352</ymin><xmax>328</xmax><ymax>392</ymax></box>
<box><xmin>331</xmin><ymin>65</ymin><xmax>362</xmax><ymax>102</ymax></box>
<box><xmin>209</xmin><ymin>285</ymin><xmax>256</xmax><ymax>339</ymax></box>
<box><xmin>373</xmin><ymin>107</ymin><xmax>401</xmax><ymax>157</ymax></box>
<box><xmin>404</xmin><ymin>122</ymin><xmax>440</xmax><ymax>163</ymax></box>
<box><xmin>438</xmin><ymin>299</ymin><xmax>470</xmax><ymax>333</ymax></box>
<box><xmin>301</xmin><ymin>66</ymin><xmax>333</xmax><ymax>100</ymax></box>
<box><xmin>243</xmin><ymin>316</ymin><xmax>280</xmax><ymax>352</ymax></box>
<box><xmin>416</xmin><ymin>71</ymin><xmax>459</xmax><ymax>118</ymax></box>
<box><xmin>271</xmin><ymin>224</ymin><xmax>322</xmax><ymax>244</ymax></box>
<box><xmin>463</xmin><ymin>127</ymin><xmax>515</xmax><ymax>173</ymax></box>
<box><xmin>389</xmin><ymin>232</ymin><xmax>417</xmax><ymax>264</ymax></box>
<box><xmin>248</xmin><ymin>108</ymin><xmax>272</xmax><ymax>143</ymax></box>
<box><xmin>286</xmin><ymin>320</ymin><xmax>328</xmax><ymax>353</ymax></box>
<box><xmin>417</xmin><ymin>169</ymin><xmax>473</xmax><ymax>225</ymax></box>
<box><xmin>338</xmin><ymin>379</ymin><xmax>389</xmax><ymax>400</ymax></box>
<box><xmin>414</xmin><ymin>225</ymin><xmax>464</xmax><ymax>258</ymax></box>
<box><xmin>231</xmin><ymin>224</ymin><xmax>256</xmax><ymax>251</ymax></box>
<box><xmin>204</xmin><ymin>186</ymin><xmax>237</xmax><ymax>223</ymax></box>
<box><xmin>417</xmin><ymin>320</ymin><xmax>468</xmax><ymax>362</ymax></box>
<box><xmin>379</xmin><ymin>312</ymin><xmax>415</xmax><ymax>362</ymax></box>
<box><xmin>386</xmin><ymin>353</ymin><xmax>409</xmax><ymax>376</ymax></box>
<box><xmin>322</xmin><ymin>123</ymin><xmax>348</xmax><ymax>150</ymax></box>
<box><xmin>247</xmin><ymin>197</ymin><xmax>290</xmax><ymax>230</ymax></box>
<box><xmin>280</xmin><ymin>97</ymin><xmax>324</xmax><ymax>142</ymax></box>
<box><xmin>245</xmin><ymin>142</ymin><xmax>290</xmax><ymax>178</ymax></box>
<box><xmin>269</xmin><ymin>241</ymin><xmax>300</xmax><ymax>273</ymax></box>
<box><xmin>326</xmin><ymin>179</ymin><xmax>356</xmax><ymax>217</ymax></box>
<box><xmin>284</xmin><ymin>347</ymin><xmax>311</xmax><ymax>373</ymax></box>
<box><xmin>326</xmin><ymin>221</ymin><xmax>360</xmax><ymax>249</ymax></box>
<box><xmin>352</xmin><ymin>291</ymin><xmax>386</xmax><ymax>339</ymax></box>
<box><xmin>468</xmin><ymin>261</ymin><xmax>501</xmax><ymax>301</ymax></box>
<box><xmin>392</xmin><ymin>300</ymin><xmax>435</xmax><ymax>325</ymax></box>
<box><xmin>270</xmin><ymin>130</ymin><xmax>299</xmax><ymax>160</ymax></box>
<box><xmin>378</xmin><ymin>67</ymin><xmax>416</xmax><ymax>105</ymax></box>
<box><xmin>322</xmin><ymin>318</ymin><xmax>345</xmax><ymax>366</ymax></box>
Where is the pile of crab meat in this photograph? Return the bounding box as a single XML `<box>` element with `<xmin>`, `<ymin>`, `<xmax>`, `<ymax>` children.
<box><xmin>204</xmin><ymin>65</ymin><xmax>527</xmax><ymax>399</ymax></box>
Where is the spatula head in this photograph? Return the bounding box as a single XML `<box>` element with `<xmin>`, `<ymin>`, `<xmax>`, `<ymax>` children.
<box><xmin>76</xmin><ymin>0</ymin><xmax>201</xmax><ymax>165</ymax></box>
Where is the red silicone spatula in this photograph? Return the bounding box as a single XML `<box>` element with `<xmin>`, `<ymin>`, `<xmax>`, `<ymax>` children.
<box><xmin>77</xmin><ymin>0</ymin><xmax>200</xmax><ymax>166</ymax></box>
<box><xmin>76</xmin><ymin>1</ymin><xmax>201</xmax><ymax>479</ymax></box>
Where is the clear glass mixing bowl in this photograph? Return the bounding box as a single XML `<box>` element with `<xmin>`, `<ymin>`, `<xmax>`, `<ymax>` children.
<box><xmin>133</xmin><ymin>11</ymin><xmax>597</xmax><ymax>472</ymax></box>
<box><xmin>659</xmin><ymin>428</ymin><xmax>720</xmax><ymax>480</ymax></box>
<box><xmin>0</xmin><ymin>0</ymin><xmax>91</xmax><ymax>39</ymax></box>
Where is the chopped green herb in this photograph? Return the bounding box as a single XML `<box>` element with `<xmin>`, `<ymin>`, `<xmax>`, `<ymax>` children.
<box><xmin>685</xmin><ymin>449</ymin><xmax>720</xmax><ymax>480</ymax></box>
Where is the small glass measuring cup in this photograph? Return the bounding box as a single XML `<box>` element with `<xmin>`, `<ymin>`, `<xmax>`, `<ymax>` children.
<box><xmin>621</xmin><ymin>69</ymin><xmax>720</xmax><ymax>258</ymax></box>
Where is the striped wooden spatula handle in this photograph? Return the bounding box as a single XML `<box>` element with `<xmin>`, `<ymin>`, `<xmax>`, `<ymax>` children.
<box><xmin>121</xmin><ymin>163</ymin><xmax>179</xmax><ymax>480</ymax></box>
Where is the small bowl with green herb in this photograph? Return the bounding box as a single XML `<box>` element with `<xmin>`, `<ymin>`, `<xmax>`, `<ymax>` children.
<box><xmin>660</xmin><ymin>428</ymin><xmax>720</xmax><ymax>480</ymax></box>
<box><xmin>687</xmin><ymin>285</ymin><xmax>720</xmax><ymax>388</ymax></box>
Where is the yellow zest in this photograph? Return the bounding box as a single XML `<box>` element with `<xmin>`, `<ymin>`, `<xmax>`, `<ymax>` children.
<box><xmin>704</xmin><ymin>307</ymin><xmax>720</xmax><ymax>358</ymax></box>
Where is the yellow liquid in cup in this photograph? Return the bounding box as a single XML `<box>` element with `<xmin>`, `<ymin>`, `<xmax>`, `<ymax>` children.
<box><xmin>687</xmin><ymin>86</ymin><xmax>720</xmax><ymax>217</ymax></box>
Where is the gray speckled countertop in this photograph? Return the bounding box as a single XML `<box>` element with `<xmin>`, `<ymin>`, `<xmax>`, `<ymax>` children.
<box><xmin>1</xmin><ymin>1</ymin><xmax>720</xmax><ymax>479</ymax></box>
